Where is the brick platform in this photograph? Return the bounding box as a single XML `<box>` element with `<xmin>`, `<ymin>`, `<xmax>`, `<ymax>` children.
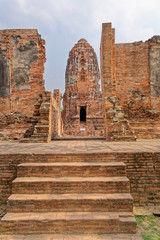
<box><xmin>0</xmin><ymin>140</ymin><xmax>159</xmax><ymax>238</ymax></box>
<box><xmin>1</xmin><ymin>151</ymin><xmax>136</xmax><ymax>235</ymax></box>
<box><xmin>0</xmin><ymin>233</ymin><xmax>142</xmax><ymax>240</ymax></box>
<box><xmin>1</xmin><ymin>139</ymin><xmax>160</xmax><ymax>154</ymax></box>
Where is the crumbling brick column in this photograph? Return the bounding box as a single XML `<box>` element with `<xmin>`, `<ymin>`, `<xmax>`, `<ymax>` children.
<box><xmin>100</xmin><ymin>23</ymin><xmax>136</xmax><ymax>141</ymax></box>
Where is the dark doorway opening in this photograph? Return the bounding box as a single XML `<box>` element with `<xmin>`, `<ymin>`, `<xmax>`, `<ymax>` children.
<box><xmin>80</xmin><ymin>106</ymin><xmax>86</xmax><ymax>122</ymax></box>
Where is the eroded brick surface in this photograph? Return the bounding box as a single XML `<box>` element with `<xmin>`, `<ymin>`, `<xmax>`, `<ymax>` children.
<box><xmin>100</xmin><ymin>23</ymin><xmax>160</xmax><ymax>140</ymax></box>
<box><xmin>62</xmin><ymin>39</ymin><xmax>104</xmax><ymax>136</ymax></box>
<box><xmin>0</xmin><ymin>142</ymin><xmax>159</xmax><ymax>207</ymax></box>
<box><xmin>0</xmin><ymin>29</ymin><xmax>46</xmax><ymax>140</ymax></box>
<box><xmin>0</xmin><ymin>149</ymin><xmax>136</xmax><ymax>235</ymax></box>
<box><xmin>20</xmin><ymin>91</ymin><xmax>61</xmax><ymax>143</ymax></box>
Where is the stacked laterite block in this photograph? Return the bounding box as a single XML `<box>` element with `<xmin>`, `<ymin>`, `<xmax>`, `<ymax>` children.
<box><xmin>1</xmin><ymin>154</ymin><xmax>136</xmax><ymax>234</ymax></box>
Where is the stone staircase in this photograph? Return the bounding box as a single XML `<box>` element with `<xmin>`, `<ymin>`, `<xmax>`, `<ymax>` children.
<box><xmin>129</xmin><ymin>118</ymin><xmax>160</xmax><ymax>139</ymax></box>
<box><xmin>1</xmin><ymin>155</ymin><xmax>136</xmax><ymax>235</ymax></box>
<box><xmin>20</xmin><ymin>92</ymin><xmax>51</xmax><ymax>143</ymax></box>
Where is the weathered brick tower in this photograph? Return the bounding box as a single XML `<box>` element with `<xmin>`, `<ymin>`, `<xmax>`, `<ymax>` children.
<box><xmin>62</xmin><ymin>38</ymin><xmax>104</xmax><ymax>136</ymax></box>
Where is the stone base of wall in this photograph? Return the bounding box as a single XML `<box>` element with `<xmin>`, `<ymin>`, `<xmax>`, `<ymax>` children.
<box><xmin>63</xmin><ymin>116</ymin><xmax>104</xmax><ymax>137</ymax></box>
<box><xmin>129</xmin><ymin>118</ymin><xmax>160</xmax><ymax>139</ymax></box>
<box><xmin>0</xmin><ymin>114</ymin><xmax>34</xmax><ymax>140</ymax></box>
<box><xmin>126</xmin><ymin>109</ymin><xmax>160</xmax><ymax>139</ymax></box>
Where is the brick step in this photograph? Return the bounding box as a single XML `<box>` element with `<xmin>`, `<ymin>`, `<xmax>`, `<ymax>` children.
<box><xmin>131</xmin><ymin>128</ymin><xmax>155</xmax><ymax>134</ymax></box>
<box><xmin>7</xmin><ymin>193</ymin><xmax>133</xmax><ymax>212</ymax></box>
<box><xmin>36</xmin><ymin>119</ymin><xmax>49</xmax><ymax>123</ymax></box>
<box><xmin>0</xmin><ymin>234</ymin><xmax>142</xmax><ymax>239</ymax></box>
<box><xmin>115</xmin><ymin>135</ymin><xmax>136</xmax><ymax>141</ymax></box>
<box><xmin>35</xmin><ymin>125</ymin><xmax>49</xmax><ymax>133</ymax></box>
<box><xmin>64</xmin><ymin>133</ymin><xmax>105</xmax><ymax>137</ymax></box>
<box><xmin>131</xmin><ymin>126</ymin><xmax>153</xmax><ymax>130</ymax></box>
<box><xmin>132</xmin><ymin>132</ymin><xmax>156</xmax><ymax>137</ymax></box>
<box><xmin>17</xmin><ymin>162</ymin><xmax>126</xmax><ymax>177</ymax></box>
<box><xmin>35</xmin><ymin>124</ymin><xmax>49</xmax><ymax>127</ymax></box>
<box><xmin>54</xmin><ymin>136</ymin><xmax>105</xmax><ymax>141</ymax></box>
<box><xmin>30</xmin><ymin>140</ymin><xmax>48</xmax><ymax>143</ymax></box>
<box><xmin>1</xmin><ymin>212</ymin><xmax>136</xmax><ymax>234</ymax></box>
<box><xmin>31</xmin><ymin>134</ymin><xmax>48</xmax><ymax>138</ymax></box>
<box><xmin>15</xmin><ymin>154</ymin><xmax>118</xmax><ymax>163</ymax></box>
<box><xmin>134</xmin><ymin>134</ymin><xmax>155</xmax><ymax>139</ymax></box>
<box><xmin>19</xmin><ymin>138</ymin><xmax>31</xmax><ymax>143</ymax></box>
<box><xmin>129</xmin><ymin>122</ymin><xmax>153</xmax><ymax>127</ymax></box>
<box><xmin>12</xmin><ymin>177</ymin><xmax>130</xmax><ymax>194</ymax></box>
<box><xmin>20</xmin><ymin>138</ymin><xmax>48</xmax><ymax>143</ymax></box>
<box><xmin>38</xmin><ymin>119</ymin><xmax>50</xmax><ymax>123</ymax></box>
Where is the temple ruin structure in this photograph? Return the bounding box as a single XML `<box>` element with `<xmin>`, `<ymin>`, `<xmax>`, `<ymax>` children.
<box><xmin>0</xmin><ymin>23</ymin><xmax>160</xmax><ymax>142</ymax></box>
<box><xmin>62</xmin><ymin>39</ymin><xmax>104</xmax><ymax>137</ymax></box>
<box><xmin>100</xmin><ymin>23</ymin><xmax>160</xmax><ymax>141</ymax></box>
<box><xmin>0</xmin><ymin>29</ymin><xmax>61</xmax><ymax>142</ymax></box>
<box><xmin>0</xmin><ymin>23</ymin><xmax>160</xmax><ymax>237</ymax></box>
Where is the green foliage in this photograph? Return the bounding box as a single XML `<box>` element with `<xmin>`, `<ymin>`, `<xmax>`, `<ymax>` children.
<box><xmin>142</xmin><ymin>232</ymin><xmax>158</xmax><ymax>240</ymax></box>
<box><xmin>135</xmin><ymin>215</ymin><xmax>160</xmax><ymax>240</ymax></box>
<box><xmin>135</xmin><ymin>215</ymin><xmax>145</xmax><ymax>226</ymax></box>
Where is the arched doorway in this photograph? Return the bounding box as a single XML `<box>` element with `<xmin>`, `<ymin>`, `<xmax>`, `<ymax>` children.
<box><xmin>80</xmin><ymin>106</ymin><xmax>86</xmax><ymax>122</ymax></box>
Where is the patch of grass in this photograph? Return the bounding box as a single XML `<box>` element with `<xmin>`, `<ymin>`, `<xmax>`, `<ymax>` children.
<box><xmin>141</xmin><ymin>232</ymin><xmax>158</xmax><ymax>240</ymax></box>
<box><xmin>135</xmin><ymin>215</ymin><xmax>160</xmax><ymax>240</ymax></box>
<box><xmin>135</xmin><ymin>215</ymin><xmax>145</xmax><ymax>226</ymax></box>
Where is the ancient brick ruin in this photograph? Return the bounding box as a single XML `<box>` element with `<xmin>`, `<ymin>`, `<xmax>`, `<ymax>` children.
<box><xmin>0</xmin><ymin>29</ymin><xmax>61</xmax><ymax>142</ymax></box>
<box><xmin>0</xmin><ymin>23</ymin><xmax>160</xmax><ymax>237</ymax></box>
<box><xmin>1</xmin><ymin>25</ymin><xmax>160</xmax><ymax>141</ymax></box>
<box><xmin>62</xmin><ymin>39</ymin><xmax>104</xmax><ymax>136</ymax></box>
<box><xmin>101</xmin><ymin>23</ymin><xmax>160</xmax><ymax>141</ymax></box>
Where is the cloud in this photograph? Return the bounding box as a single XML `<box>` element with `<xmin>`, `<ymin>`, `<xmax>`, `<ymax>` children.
<box><xmin>0</xmin><ymin>0</ymin><xmax>159</xmax><ymax>92</ymax></box>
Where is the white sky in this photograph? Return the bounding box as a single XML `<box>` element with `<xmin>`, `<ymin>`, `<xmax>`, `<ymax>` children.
<box><xmin>0</xmin><ymin>0</ymin><xmax>159</xmax><ymax>93</ymax></box>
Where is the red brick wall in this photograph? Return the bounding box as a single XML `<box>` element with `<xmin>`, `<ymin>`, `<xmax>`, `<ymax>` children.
<box><xmin>114</xmin><ymin>40</ymin><xmax>160</xmax><ymax>116</ymax></box>
<box><xmin>100</xmin><ymin>23</ymin><xmax>160</xmax><ymax>140</ymax></box>
<box><xmin>115</xmin><ymin>42</ymin><xmax>151</xmax><ymax>112</ymax></box>
<box><xmin>118</xmin><ymin>152</ymin><xmax>160</xmax><ymax>206</ymax></box>
<box><xmin>100</xmin><ymin>23</ymin><xmax>135</xmax><ymax>141</ymax></box>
